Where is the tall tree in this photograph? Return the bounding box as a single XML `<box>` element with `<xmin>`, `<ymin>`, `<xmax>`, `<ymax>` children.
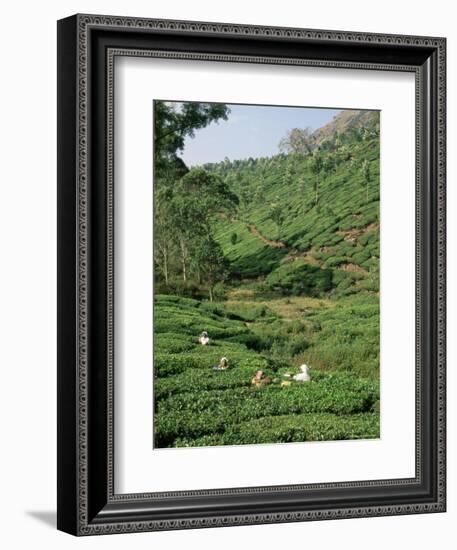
<box><xmin>298</xmin><ymin>176</ymin><xmax>308</xmax><ymax>213</ymax></box>
<box><xmin>168</xmin><ymin>194</ymin><xmax>202</xmax><ymax>282</ymax></box>
<box><xmin>239</xmin><ymin>184</ymin><xmax>254</xmax><ymax>208</ymax></box>
<box><xmin>170</xmin><ymin>168</ymin><xmax>238</xmax><ymax>281</ymax></box>
<box><xmin>269</xmin><ymin>201</ymin><xmax>285</xmax><ymax>240</ymax></box>
<box><xmin>176</xmin><ymin>168</ymin><xmax>238</xmax><ymax>233</ymax></box>
<box><xmin>310</xmin><ymin>153</ymin><xmax>323</xmax><ymax>205</ymax></box>
<box><xmin>153</xmin><ymin>101</ymin><xmax>232</xmax><ymax>286</ymax></box>
<box><xmin>194</xmin><ymin>237</ymin><xmax>229</xmax><ymax>301</ymax></box>
<box><xmin>154</xmin><ymin>101</ymin><xmax>230</xmax><ymax>180</ymax></box>
<box><xmin>278</xmin><ymin>127</ymin><xmax>315</xmax><ymax>155</ymax></box>
<box><xmin>154</xmin><ymin>187</ymin><xmax>176</xmax><ymax>285</ymax></box>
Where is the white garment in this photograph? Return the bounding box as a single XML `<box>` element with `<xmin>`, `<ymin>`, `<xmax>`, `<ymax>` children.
<box><xmin>293</xmin><ymin>364</ymin><xmax>311</xmax><ymax>382</ymax></box>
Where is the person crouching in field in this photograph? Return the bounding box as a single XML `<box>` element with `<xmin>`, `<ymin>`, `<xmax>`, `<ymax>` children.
<box><xmin>198</xmin><ymin>331</ymin><xmax>210</xmax><ymax>345</ymax></box>
<box><xmin>251</xmin><ymin>370</ymin><xmax>271</xmax><ymax>386</ymax></box>
<box><xmin>213</xmin><ymin>357</ymin><xmax>229</xmax><ymax>371</ymax></box>
<box><xmin>293</xmin><ymin>364</ymin><xmax>311</xmax><ymax>382</ymax></box>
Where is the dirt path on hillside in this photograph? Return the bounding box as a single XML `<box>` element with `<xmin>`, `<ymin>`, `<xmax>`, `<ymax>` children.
<box><xmin>243</xmin><ymin>221</ymin><xmax>319</xmax><ymax>265</ymax></box>
<box><xmin>244</xmin><ymin>222</ymin><xmax>286</xmax><ymax>248</ymax></box>
<box><xmin>237</xmin><ymin>218</ymin><xmax>370</xmax><ymax>274</ymax></box>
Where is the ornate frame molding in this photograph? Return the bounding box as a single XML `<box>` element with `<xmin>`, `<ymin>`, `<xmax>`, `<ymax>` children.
<box><xmin>57</xmin><ymin>14</ymin><xmax>446</xmax><ymax>536</ymax></box>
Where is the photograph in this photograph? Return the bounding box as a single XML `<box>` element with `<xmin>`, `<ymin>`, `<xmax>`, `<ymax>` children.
<box><xmin>54</xmin><ymin>9</ymin><xmax>446</xmax><ymax>537</ymax></box>
<box><xmin>153</xmin><ymin>100</ymin><xmax>381</xmax><ymax>448</ymax></box>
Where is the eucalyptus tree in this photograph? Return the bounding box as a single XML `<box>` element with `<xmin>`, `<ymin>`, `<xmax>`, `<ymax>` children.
<box><xmin>153</xmin><ymin>101</ymin><xmax>232</xmax><ymax>284</ymax></box>
<box><xmin>170</xmin><ymin>168</ymin><xmax>238</xmax><ymax>282</ymax></box>
<box><xmin>194</xmin><ymin>237</ymin><xmax>229</xmax><ymax>301</ymax></box>
<box><xmin>278</xmin><ymin>127</ymin><xmax>315</xmax><ymax>155</ymax></box>
<box><xmin>310</xmin><ymin>152</ymin><xmax>324</xmax><ymax>205</ymax></box>
<box><xmin>154</xmin><ymin>187</ymin><xmax>177</xmax><ymax>285</ymax></box>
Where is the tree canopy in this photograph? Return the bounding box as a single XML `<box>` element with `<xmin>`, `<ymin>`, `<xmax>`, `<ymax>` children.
<box><xmin>154</xmin><ymin>101</ymin><xmax>230</xmax><ymax>177</ymax></box>
<box><xmin>278</xmin><ymin>127</ymin><xmax>315</xmax><ymax>155</ymax></box>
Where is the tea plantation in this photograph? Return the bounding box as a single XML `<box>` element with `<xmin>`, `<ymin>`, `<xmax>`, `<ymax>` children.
<box><xmin>154</xmin><ymin>293</ymin><xmax>380</xmax><ymax>447</ymax></box>
<box><xmin>153</xmin><ymin>107</ymin><xmax>380</xmax><ymax>448</ymax></box>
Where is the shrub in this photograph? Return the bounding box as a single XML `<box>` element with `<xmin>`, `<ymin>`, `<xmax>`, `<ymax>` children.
<box><xmin>323</xmin><ymin>256</ymin><xmax>347</xmax><ymax>268</ymax></box>
<box><xmin>287</xmin><ymin>335</ymin><xmax>310</xmax><ymax>356</ymax></box>
<box><xmin>152</xmin><ymin>130</ymin><xmax>381</xmax><ymax>448</ymax></box>
<box><xmin>226</xmin><ymin>333</ymin><xmax>272</xmax><ymax>352</ymax></box>
<box><xmin>155</xmin><ymin>333</ymin><xmax>195</xmax><ymax>354</ymax></box>
<box><xmin>172</xmin><ymin>413</ymin><xmax>380</xmax><ymax>447</ymax></box>
<box><xmin>266</xmin><ymin>262</ymin><xmax>333</xmax><ymax>297</ymax></box>
<box><xmin>222</xmin><ymin>302</ymin><xmax>277</xmax><ymax>322</ymax></box>
<box><xmin>154</xmin><ymin>372</ymin><xmax>379</xmax><ymax>446</ymax></box>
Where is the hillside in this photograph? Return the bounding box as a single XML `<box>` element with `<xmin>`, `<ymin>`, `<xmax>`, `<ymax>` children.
<box><xmin>153</xmin><ymin>103</ymin><xmax>381</xmax><ymax>448</ymax></box>
<box><xmin>206</xmin><ymin>114</ymin><xmax>380</xmax><ymax>298</ymax></box>
<box><xmin>312</xmin><ymin>109</ymin><xmax>379</xmax><ymax>145</ymax></box>
<box><xmin>154</xmin><ymin>294</ymin><xmax>379</xmax><ymax>447</ymax></box>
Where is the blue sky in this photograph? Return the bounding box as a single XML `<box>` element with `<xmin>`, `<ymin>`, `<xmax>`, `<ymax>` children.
<box><xmin>179</xmin><ymin>103</ymin><xmax>341</xmax><ymax>166</ymax></box>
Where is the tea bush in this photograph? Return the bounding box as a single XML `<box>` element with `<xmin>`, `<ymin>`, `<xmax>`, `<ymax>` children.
<box><xmin>153</xmin><ymin>294</ymin><xmax>380</xmax><ymax>447</ymax></box>
<box><xmin>173</xmin><ymin>413</ymin><xmax>380</xmax><ymax>446</ymax></box>
<box><xmin>152</xmin><ymin>122</ymin><xmax>381</xmax><ymax>448</ymax></box>
<box><xmin>265</xmin><ymin>261</ymin><xmax>333</xmax><ymax>296</ymax></box>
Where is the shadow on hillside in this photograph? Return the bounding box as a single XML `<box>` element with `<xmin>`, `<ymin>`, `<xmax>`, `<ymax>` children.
<box><xmin>232</xmin><ymin>247</ymin><xmax>288</xmax><ymax>279</ymax></box>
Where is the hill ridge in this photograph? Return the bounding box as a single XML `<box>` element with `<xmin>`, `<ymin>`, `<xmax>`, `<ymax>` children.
<box><xmin>312</xmin><ymin>109</ymin><xmax>379</xmax><ymax>145</ymax></box>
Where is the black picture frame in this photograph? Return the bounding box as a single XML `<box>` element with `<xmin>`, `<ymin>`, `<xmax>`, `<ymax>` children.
<box><xmin>57</xmin><ymin>13</ymin><xmax>446</xmax><ymax>536</ymax></box>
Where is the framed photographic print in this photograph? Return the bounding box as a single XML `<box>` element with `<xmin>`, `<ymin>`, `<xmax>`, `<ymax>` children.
<box><xmin>57</xmin><ymin>14</ymin><xmax>446</xmax><ymax>535</ymax></box>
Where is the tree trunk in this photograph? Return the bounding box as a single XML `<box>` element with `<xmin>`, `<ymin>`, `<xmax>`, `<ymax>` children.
<box><xmin>179</xmin><ymin>239</ymin><xmax>187</xmax><ymax>282</ymax></box>
<box><xmin>156</xmin><ymin>241</ymin><xmax>169</xmax><ymax>285</ymax></box>
<box><xmin>163</xmin><ymin>249</ymin><xmax>169</xmax><ymax>285</ymax></box>
<box><xmin>209</xmin><ymin>286</ymin><xmax>213</xmax><ymax>302</ymax></box>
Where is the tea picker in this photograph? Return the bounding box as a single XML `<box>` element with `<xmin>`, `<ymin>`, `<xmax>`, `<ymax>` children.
<box><xmin>213</xmin><ymin>357</ymin><xmax>229</xmax><ymax>371</ymax></box>
<box><xmin>198</xmin><ymin>331</ymin><xmax>210</xmax><ymax>345</ymax></box>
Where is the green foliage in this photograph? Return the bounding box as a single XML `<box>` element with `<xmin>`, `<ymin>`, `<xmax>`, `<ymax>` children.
<box><xmin>176</xmin><ymin>168</ymin><xmax>239</xmax><ymax>225</ymax></box>
<box><xmin>153</xmin><ymin>294</ymin><xmax>380</xmax><ymax>447</ymax></box>
<box><xmin>265</xmin><ymin>261</ymin><xmax>333</xmax><ymax>296</ymax></box>
<box><xmin>216</xmin><ymin>301</ymin><xmax>276</xmax><ymax>322</ymax></box>
<box><xmin>155</xmin><ymin>369</ymin><xmax>379</xmax><ymax>446</ymax></box>
<box><xmin>154</xmin><ymin>166</ymin><xmax>238</xmax><ymax>288</ymax></box>
<box><xmin>172</xmin><ymin>413</ymin><xmax>380</xmax><ymax>446</ymax></box>
<box><xmin>213</xmin><ymin>219</ymin><xmax>288</xmax><ymax>278</ymax></box>
<box><xmin>154</xmin><ymin>100</ymin><xmax>238</xmax><ymax>291</ymax></box>
<box><xmin>207</xmin><ymin>128</ymin><xmax>380</xmax><ymax>289</ymax></box>
<box><xmin>278</xmin><ymin>127</ymin><xmax>315</xmax><ymax>154</ymax></box>
<box><xmin>152</xmin><ymin>108</ymin><xmax>381</xmax><ymax>449</ymax></box>
<box><xmin>303</xmin><ymin>294</ymin><xmax>380</xmax><ymax>378</ymax></box>
<box><xmin>268</xmin><ymin>201</ymin><xmax>286</xmax><ymax>239</ymax></box>
<box><xmin>194</xmin><ymin>237</ymin><xmax>229</xmax><ymax>301</ymax></box>
<box><xmin>154</xmin><ymin>100</ymin><xmax>230</xmax><ymax>174</ymax></box>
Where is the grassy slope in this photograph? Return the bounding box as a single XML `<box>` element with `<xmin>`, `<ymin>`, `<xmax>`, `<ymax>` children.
<box><xmin>154</xmin><ymin>128</ymin><xmax>381</xmax><ymax>448</ymax></box>
<box><xmin>154</xmin><ymin>294</ymin><xmax>380</xmax><ymax>448</ymax></box>
<box><xmin>213</xmin><ymin>219</ymin><xmax>288</xmax><ymax>278</ymax></box>
<box><xmin>211</xmin><ymin>136</ymin><xmax>380</xmax><ymax>297</ymax></box>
